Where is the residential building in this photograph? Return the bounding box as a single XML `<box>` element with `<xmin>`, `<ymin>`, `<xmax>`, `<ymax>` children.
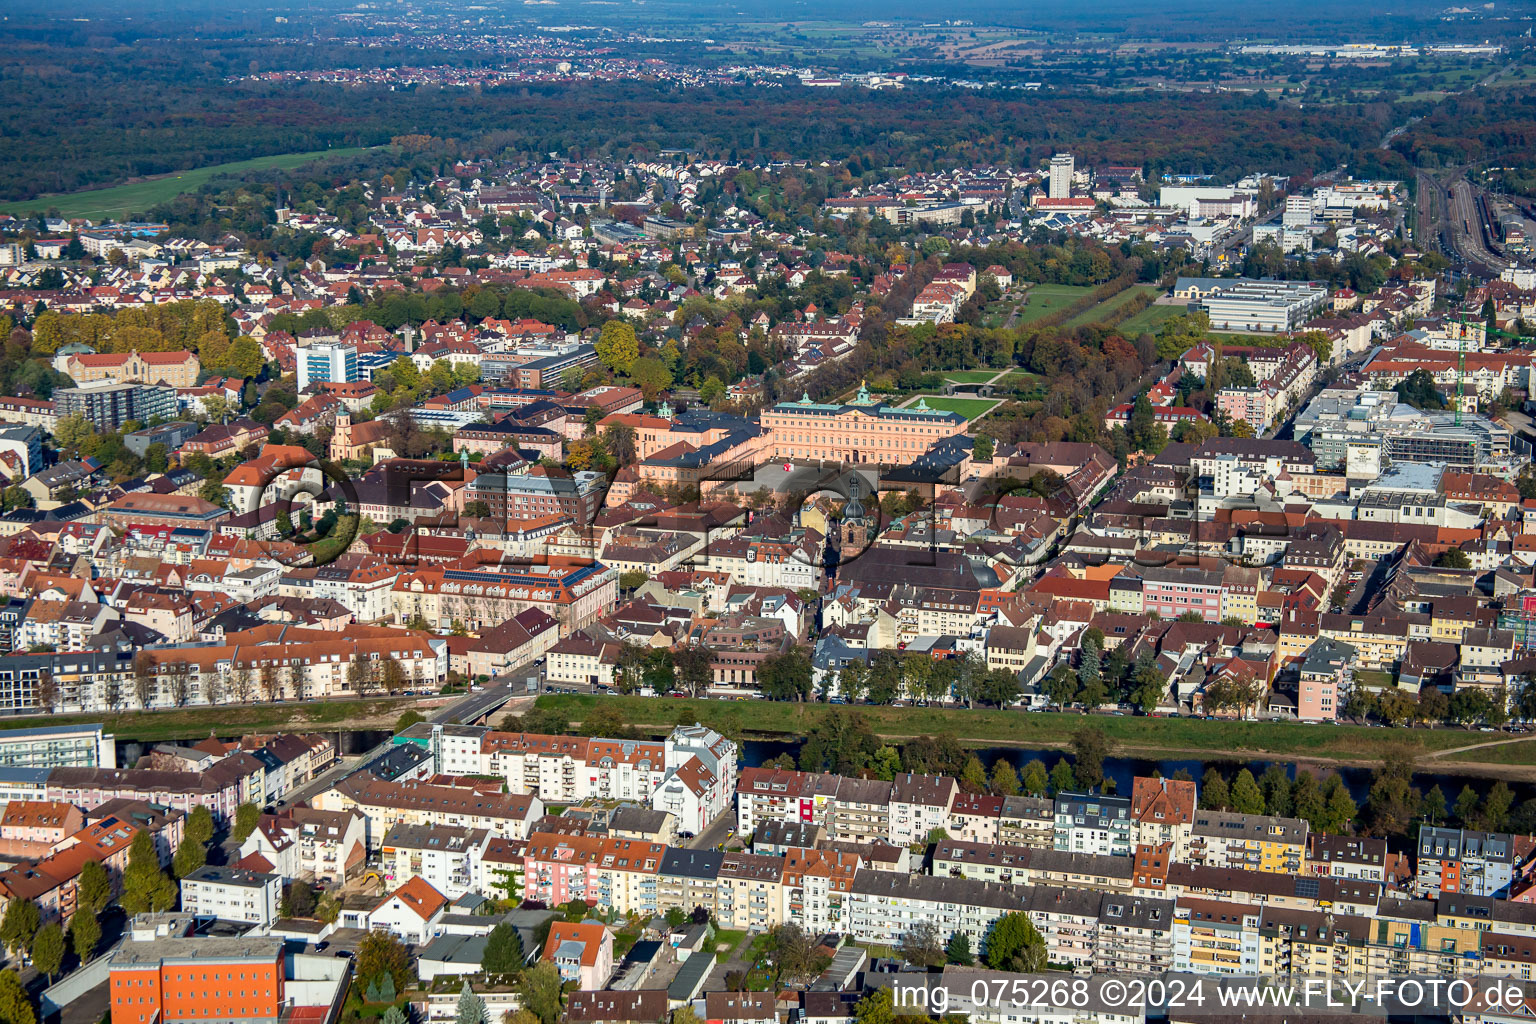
<box><xmin>178</xmin><ymin>866</ymin><xmax>282</xmax><ymax>926</ymax></box>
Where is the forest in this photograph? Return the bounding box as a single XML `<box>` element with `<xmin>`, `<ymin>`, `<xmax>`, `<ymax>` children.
<box><xmin>0</xmin><ymin>40</ymin><xmax>1407</xmax><ymax>203</ymax></box>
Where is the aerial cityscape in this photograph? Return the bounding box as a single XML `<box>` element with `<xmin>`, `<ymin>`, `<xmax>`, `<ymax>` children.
<box><xmin>1</xmin><ymin>0</ymin><xmax>1536</xmax><ymax>1022</ymax></box>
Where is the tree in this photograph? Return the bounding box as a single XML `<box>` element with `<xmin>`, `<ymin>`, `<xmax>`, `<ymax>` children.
<box><xmin>1395</xmin><ymin>368</ymin><xmax>1446</xmax><ymax>410</ymax></box>
<box><xmin>985</xmin><ymin>911</ymin><xmax>1046</xmax><ymax>972</ymax></box>
<box><xmin>172</xmin><ymin>837</ymin><xmax>206</xmax><ymax>879</ymax></box>
<box><xmin>456</xmin><ymin>980</ymin><xmax>488</xmax><ymax>1024</ymax></box>
<box><xmin>852</xmin><ymin>988</ymin><xmax>894</xmax><ymax>1024</ymax></box>
<box><xmin>77</xmin><ymin>859</ymin><xmax>111</xmax><ymax>916</ymax></box>
<box><xmin>69</xmin><ymin>912</ymin><xmax>100</xmax><ymax>963</ymax></box>
<box><xmin>1483</xmin><ymin>781</ymin><xmax>1515</xmax><ymax>832</ymax></box>
<box><xmin>596</xmin><ymin>320</ymin><xmax>640</xmax><ymax>375</ymax></box>
<box><xmin>1422</xmin><ymin>784</ymin><xmax>1448</xmax><ymax>825</ymax></box>
<box><xmin>1259</xmin><ymin>764</ymin><xmax>1293</xmax><ymax>817</ymax></box>
<box><xmin>945</xmin><ymin>931</ymin><xmax>975</xmax><ymax>966</ymax></box>
<box><xmin>258</xmin><ymin>663</ymin><xmax>281</xmax><ymax>703</ymax></box>
<box><xmin>1021</xmin><ymin>758</ymin><xmax>1049</xmax><ymax>797</ymax></box>
<box><xmin>357</xmin><ymin>931</ymin><xmax>412</xmax><ymax>994</ymax></box>
<box><xmin>1434</xmin><ymin>547</ymin><xmax>1472</xmax><ymax>569</ymax></box>
<box><xmin>629</xmin><ymin>356</ymin><xmax>672</xmax><ymax>400</ymax></box>
<box><xmin>132</xmin><ymin>652</ymin><xmax>156</xmax><ymax>709</ymax></box>
<box><xmin>121</xmin><ymin>830</ymin><xmax>176</xmax><ymax>914</ymax></box>
<box><xmin>1293</xmin><ymin>770</ymin><xmax>1325</xmax><ymax>829</ymax></box>
<box><xmin>481</xmin><ymin>922</ymin><xmax>524</xmax><ymax>978</ymax></box>
<box><xmin>381</xmin><ymin>1009</ymin><xmax>408</xmax><ymax>1024</ymax></box>
<box><xmin>972</xmin><ymin>434</ymin><xmax>994</xmax><ymax>461</ymax></box>
<box><xmin>837</xmin><ymin>660</ymin><xmax>869</xmax><ymax>703</ymax></box>
<box><xmin>1078</xmin><ymin>638</ymin><xmax>1101</xmax><ymax>688</ymax></box>
<box><xmin>1199</xmin><ymin>768</ymin><xmax>1230</xmax><ymax>810</ymax></box>
<box><xmin>518</xmin><ymin>960</ymin><xmax>564</xmax><ymax>1024</ymax></box>
<box><xmin>674</xmin><ymin>645</ymin><xmax>713</xmax><ymax>698</ymax></box>
<box><xmin>364</xmin><ymin>972</ymin><xmax>397</xmax><ymax>1005</ymax></box>
<box><xmin>758</xmin><ymin>648</ymin><xmax>814</xmax><ymax>702</ymax></box>
<box><xmin>31</xmin><ymin>923</ymin><xmax>62</xmax><ymax>983</ymax></box>
<box><xmin>53</xmin><ymin>414</ymin><xmax>95</xmax><ymax>455</ymax></box>
<box><xmin>897</xmin><ymin>921</ymin><xmax>945</xmax><ymax>968</ymax></box>
<box><xmin>379</xmin><ymin>656</ymin><xmax>406</xmax><ymax>694</ymax></box>
<box><xmin>0</xmin><ymin>970</ymin><xmax>33</xmax><ymax>1024</ymax></box>
<box><xmin>1070</xmin><ymin>724</ymin><xmax>1110</xmax><ymax>790</ymax></box>
<box><xmin>282</xmin><ymin>881</ymin><xmax>317</xmax><ymax>918</ymax></box>
<box><xmin>0</xmin><ymin>900</ymin><xmax>38</xmax><ymax>957</ymax></box>
<box><xmin>990</xmin><ymin>759</ymin><xmax>1021</xmax><ymax>796</ymax></box>
<box><xmin>959</xmin><ymin>755</ymin><xmax>989</xmax><ymax>793</ymax></box>
<box><xmin>347</xmin><ymin>656</ymin><xmax>373</xmax><ymax>695</ymax></box>
<box><xmin>1318</xmin><ymin>775</ymin><xmax>1357</xmax><ymax>834</ymax></box>
<box><xmin>396</xmin><ymin>710</ymin><xmax>426</xmax><ymax>733</ymax></box>
<box><xmin>1454</xmin><ymin>784</ymin><xmax>1481</xmax><ymax>825</ymax></box>
<box><xmin>1049</xmin><ymin>759</ymin><xmax>1076</xmax><ymax>795</ymax></box>
<box><xmin>1418</xmin><ymin>686</ymin><xmax>1450</xmax><ymax>725</ymax></box>
<box><xmin>34</xmin><ymin>671</ymin><xmax>57</xmax><ymax>714</ymax></box>
<box><xmin>1042</xmin><ymin>665</ymin><xmax>1076</xmax><ymax>709</ymax></box>
<box><xmin>232</xmin><ymin>802</ymin><xmax>262</xmax><ymax>843</ymax></box>
<box><xmin>765</xmin><ymin>923</ymin><xmax>827</xmax><ymax>985</ymax></box>
<box><xmin>186</xmin><ymin>806</ymin><xmax>214</xmax><ymax>847</ymax></box>
<box><xmin>1230</xmin><ymin>769</ymin><xmax>1266</xmax><ymax>815</ymax></box>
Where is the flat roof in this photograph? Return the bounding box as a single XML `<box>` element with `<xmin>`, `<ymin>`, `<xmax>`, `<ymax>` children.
<box><xmin>0</xmin><ymin>723</ymin><xmax>105</xmax><ymax>741</ymax></box>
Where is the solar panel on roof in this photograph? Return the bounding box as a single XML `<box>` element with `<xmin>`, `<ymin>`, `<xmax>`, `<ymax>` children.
<box><xmin>1295</xmin><ymin>877</ymin><xmax>1320</xmax><ymax>899</ymax></box>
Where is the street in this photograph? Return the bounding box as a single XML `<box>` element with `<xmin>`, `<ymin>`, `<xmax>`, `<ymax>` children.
<box><xmin>685</xmin><ymin>807</ymin><xmax>737</xmax><ymax>851</ymax></box>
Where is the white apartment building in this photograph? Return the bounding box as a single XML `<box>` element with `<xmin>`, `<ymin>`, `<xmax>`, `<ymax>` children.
<box><xmin>179</xmin><ymin>867</ymin><xmax>282</xmax><ymax>927</ymax></box>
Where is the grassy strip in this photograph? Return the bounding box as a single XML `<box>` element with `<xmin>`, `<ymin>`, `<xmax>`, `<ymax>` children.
<box><xmin>0</xmin><ymin>696</ymin><xmax>423</xmax><ymax>744</ymax></box>
<box><xmin>1438</xmin><ymin>740</ymin><xmax>1536</xmax><ymax>765</ymax></box>
<box><xmin>1012</xmin><ymin>284</ymin><xmax>1097</xmax><ymax>326</ymax></box>
<box><xmin>0</xmin><ymin>147</ymin><xmax>375</xmax><ymax>221</ymax></box>
<box><xmin>1119</xmin><ymin>303</ymin><xmax>1187</xmax><ymax>335</ymax></box>
<box><xmin>906</xmin><ymin>395</ymin><xmax>1000</xmax><ymax>419</ymax></box>
<box><xmin>1064</xmin><ymin>285</ymin><xmax>1163</xmax><ymax>329</ymax></box>
<box><xmin>535</xmin><ymin>695</ymin><xmax>1522</xmax><ymax>765</ymax></box>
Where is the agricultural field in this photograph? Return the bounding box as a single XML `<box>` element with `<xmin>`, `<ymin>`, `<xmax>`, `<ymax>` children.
<box><xmin>0</xmin><ymin>147</ymin><xmax>375</xmax><ymax>222</ymax></box>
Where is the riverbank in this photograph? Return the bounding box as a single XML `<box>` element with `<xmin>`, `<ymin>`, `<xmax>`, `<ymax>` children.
<box><xmin>0</xmin><ymin>695</ymin><xmax>429</xmax><ymax>745</ymax></box>
<box><xmin>536</xmin><ymin>695</ymin><xmax>1536</xmax><ymax>781</ymax></box>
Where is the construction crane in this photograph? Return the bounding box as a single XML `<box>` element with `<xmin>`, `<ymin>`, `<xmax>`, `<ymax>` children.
<box><xmin>1455</xmin><ymin>313</ymin><xmax>1468</xmax><ymax>426</ymax></box>
<box><xmin>1450</xmin><ymin>310</ymin><xmax>1528</xmax><ymax>425</ymax></box>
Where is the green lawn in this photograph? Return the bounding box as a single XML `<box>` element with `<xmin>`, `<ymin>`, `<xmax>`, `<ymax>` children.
<box><xmin>0</xmin><ymin>147</ymin><xmax>377</xmax><ymax>222</ymax></box>
<box><xmin>905</xmin><ymin>395</ymin><xmax>999</xmax><ymax>420</ymax></box>
<box><xmin>1119</xmin><ymin>302</ymin><xmax>1188</xmax><ymax>335</ymax></box>
<box><xmin>1013</xmin><ymin>284</ymin><xmax>1095</xmax><ymax>326</ymax></box>
<box><xmin>714</xmin><ymin>929</ymin><xmax>748</xmax><ymax>962</ymax></box>
<box><xmin>999</xmin><ymin>371</ymin><xmax>1041</xmax><ymax>390</ymax></box>
<box><xmin>1064</xmin><ymin>285</ymin><xmax>1164</xmax><ymax>329</ymax></box>
<box><xmin>1440</xmin><ymin>739</ymin><xmax>1536</xmax><ymax>765</ymax></box>
<box><xmin>942</xmin><ymin>370</ymin><xmax>1001</xmax><ymax>385</ymax></box>
<box><xmin>1354</xmin><ymin>670</ymin><xmax>1395</xmax><ymax>691</ymax></box>
<box><xmin>0</xmin><ymin>695</ymin><xmax>423</xmax><ymax>744</ymax></box>
<box><xmin>537</xmin><ymin>694</ymin><xmax>1528</xmax><ymax>767</ymax></box>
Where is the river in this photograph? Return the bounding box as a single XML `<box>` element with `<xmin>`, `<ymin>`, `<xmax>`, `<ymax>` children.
<box><xmin>739</xmin><ymin>739</ymin><xmax>1536</xmax><ymax>808</ymax></box>
<box><xmin>116</xmin><ymin>731</ymin><xmax>1533</xmax><ymax>812</ymax></box>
